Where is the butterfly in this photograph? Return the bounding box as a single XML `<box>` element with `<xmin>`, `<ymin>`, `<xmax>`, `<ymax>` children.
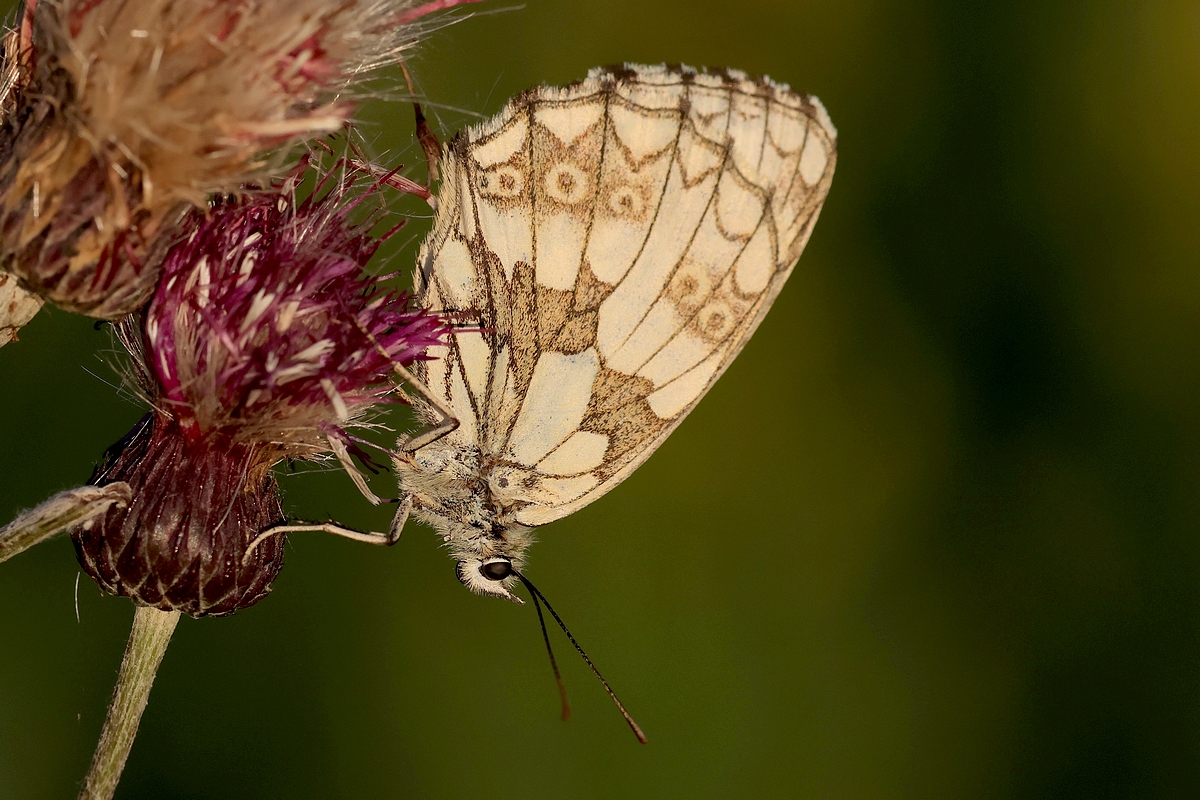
<box><xmin>389</xmin><ymin>62</ymin><xmax>836</xmax><ymax>594</ymax></box>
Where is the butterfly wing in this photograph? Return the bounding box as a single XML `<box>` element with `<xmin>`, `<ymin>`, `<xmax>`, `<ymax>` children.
<box><xmin>414</xmin><ymin>63</ymin><xmax>836</xmax><ymax>526</ymax></box>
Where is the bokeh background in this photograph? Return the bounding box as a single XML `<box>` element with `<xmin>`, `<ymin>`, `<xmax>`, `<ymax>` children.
<box><xmin>2</xmin><ymin>0</ymin><xmax>1199</xmax><ymax>797</ymax></box>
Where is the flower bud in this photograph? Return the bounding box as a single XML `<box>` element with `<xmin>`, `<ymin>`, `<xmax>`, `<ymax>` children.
<box><xmin>74</xmin><ymin>413</ymin><xmax>286</xmax><ymax>617</ymax></box>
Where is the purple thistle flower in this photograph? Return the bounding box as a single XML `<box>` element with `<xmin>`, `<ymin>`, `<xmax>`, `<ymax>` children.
<box><xmin>147</xmin><ymin>175</ymin><xmax>445</xmax><ymax>450</ymax></box>
<box><xmin>72</xmin><ymin>170</ymin><xmax>448</xmax><ymax>616</ymax></box>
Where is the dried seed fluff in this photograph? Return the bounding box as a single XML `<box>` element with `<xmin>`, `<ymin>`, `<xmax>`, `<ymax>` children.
<box><xmin>0</xmin><ymin>0</ymin><xmax>478</xmax><ymax>317</ymax></box>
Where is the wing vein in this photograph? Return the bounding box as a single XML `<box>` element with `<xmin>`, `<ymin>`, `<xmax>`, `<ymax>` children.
<box><xmin>603</xmin><ymin>80</ymin><xmax>735</xmax><ymax>362</ymax></box>
<box><xmin>489</xmin><ymin>101</ymin><xmax>539</xmax><ymax>456</ymax></box>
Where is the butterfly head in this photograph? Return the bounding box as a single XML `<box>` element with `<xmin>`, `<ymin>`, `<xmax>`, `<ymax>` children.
<box><xmin>457</xmin><ymin>555</ymin><xmax>522</xmax><ymax>602</ymax></box>
<box><xmin>449</xmin><ymin>522</ymin><xmax>535</xmax><ymax>604</ymax></box>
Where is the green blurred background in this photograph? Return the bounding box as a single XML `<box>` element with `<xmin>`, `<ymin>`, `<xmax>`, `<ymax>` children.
<box><xmin>3</xmin><ymin>0</ymin><xmax>1200</xmax><ymax>797</ymax></box>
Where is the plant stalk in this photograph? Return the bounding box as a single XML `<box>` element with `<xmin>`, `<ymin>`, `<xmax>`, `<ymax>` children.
<box><xmin>78</xmin><ymin>606</ymin><xmax>181</xmax><ymax>800</ymax></box>
<box><xmin>0</xmin><ymin>484</ymin><xmax>131</xmax><ymax>565</ymax></box>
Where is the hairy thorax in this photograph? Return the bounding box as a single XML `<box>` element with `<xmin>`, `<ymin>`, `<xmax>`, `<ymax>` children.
<box><xmin>393</xmin><ymin>439</ymin><xmax>537</xmax><ymax>566</ymax></box>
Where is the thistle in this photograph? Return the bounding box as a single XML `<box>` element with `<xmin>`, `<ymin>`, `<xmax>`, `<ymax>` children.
<box><xmin>72</xmin><ymin>167</ymin><xmax>446</xmax><ymax>616</ymax></box>
<box><xmin>0</xmin><ymin>0</ymin><xmax>480</xmax><ymax>319</ymax></box>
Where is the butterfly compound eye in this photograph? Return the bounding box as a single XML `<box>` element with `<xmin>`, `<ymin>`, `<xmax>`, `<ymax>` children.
<box><xmin>480</xmin><ymin>559</ymin><xmax>512</xmax><ymax>581</ymax></box>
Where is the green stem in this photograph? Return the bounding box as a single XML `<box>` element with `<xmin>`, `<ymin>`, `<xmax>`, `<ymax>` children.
<box><xmin>0</xmin><ymin>483</ymin><xmax>131</xmax><ymax>564</ymax></box>
<box><xmin>78</xmin><ymin>606</ymin><xmax>181</xmax><ymax>800</ymax></box>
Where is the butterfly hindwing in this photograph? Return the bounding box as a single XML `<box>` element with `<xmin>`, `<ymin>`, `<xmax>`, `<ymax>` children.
<box><xmin>414</xmin><ymin>64</ymin><xmax>836</xmax><ymax>526</ymax></box>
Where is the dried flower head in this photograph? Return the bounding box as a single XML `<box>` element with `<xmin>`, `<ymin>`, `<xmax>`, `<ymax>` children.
<box><xmin>72</xmin><ymin>169</ymin><xmax>447</xmax><ymax>616</ymax></box>
<box><xmin>0</xmin><ymin>0</ymin><xmax>479</xmax><ymax>318</ymax></box>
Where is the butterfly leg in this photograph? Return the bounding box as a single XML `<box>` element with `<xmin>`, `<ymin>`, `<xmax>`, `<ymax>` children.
<box><xmin>398</xmin><ymin>60</ymin><xmax>445</xmax><ymax>303</ymax></box>
<box><xmin>312</xmin><ymin>137</ymin><xmax>431</xmax><ymax>201</ymax></box>
<box><xmin>344</xmin><ymin>315</ymin><xmax>460</xmax><ymax>452</ymax></box>
<box><xmin>400</xmin><ymin>61</ymin><xmax>442</xmax><ymax>187</ymax></box>
<box><xmin>390</xmin><ymin>361</ymin><xmax>459</xmax><ymax>452</ymax></box>
<box><xmin>327</xmin><ymin>434</ymin><xmax>383</xmax><ymax>506</ymax></box>
<box><xmin>242</xmin><ymin>513</ymin><xmax>408</xmax><ymax>566</ymax></box>
<box><xmin>389</xmin><ymin>494</ymin><xmax>414</xmax><ymax>541</ymax></box>
<box><xmin>320</xmin><ymin>379</ymin><xmax>385</xmax><ymax>505</ymax></box>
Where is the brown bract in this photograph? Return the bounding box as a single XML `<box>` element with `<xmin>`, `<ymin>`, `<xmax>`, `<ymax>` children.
<box><xmin>73</xmin><ymin>412</ymin><xmax>287</xmax><ymax>617</ymax></box>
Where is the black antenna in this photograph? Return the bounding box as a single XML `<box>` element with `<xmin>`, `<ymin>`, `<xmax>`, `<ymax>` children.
<box><xmin>515</xmin><ymin>571</ymin><xmax>648</xmax><ymax>744</ymax></box>
<box><xmin>526</xmin><ymin>581</ymin><xmax>571</xmax><ymax>722</ymax></box>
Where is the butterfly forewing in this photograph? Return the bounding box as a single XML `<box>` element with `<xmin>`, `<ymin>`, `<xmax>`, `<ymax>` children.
<box><xmin>413</xmin><ymin>63</ymin><xmax>836</xmax><ymax>527</ymax></box>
